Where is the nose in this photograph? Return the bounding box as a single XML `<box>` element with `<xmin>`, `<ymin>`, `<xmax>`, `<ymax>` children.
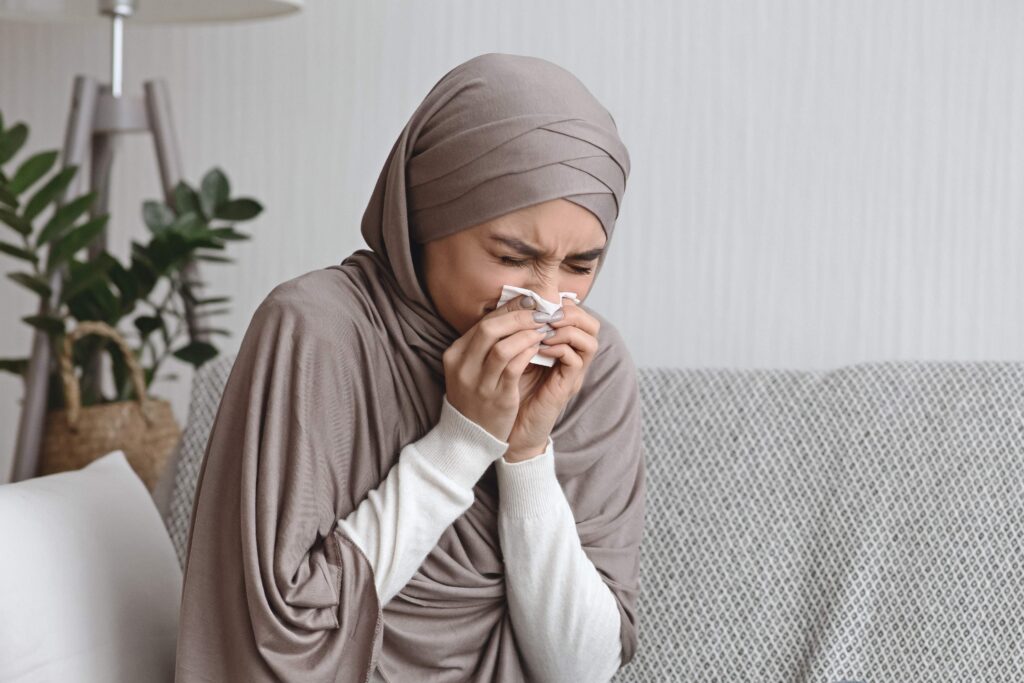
<box><xmin>527</xmin><ymin>284</ymin><xmax>562</xmax><ymax>306</ymax></box>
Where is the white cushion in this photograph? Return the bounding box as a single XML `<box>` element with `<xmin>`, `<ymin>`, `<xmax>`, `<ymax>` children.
<box><xmin>0</xmin><ymin>450</ymin><xmax>182</xmax><ymax>682</ymax></box>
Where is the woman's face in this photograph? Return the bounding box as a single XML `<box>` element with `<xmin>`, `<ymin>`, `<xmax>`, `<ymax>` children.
<box><xmin>417</xmin><ymin>198</ymin><xmax>607</xmax><ymax>335</ymax></box>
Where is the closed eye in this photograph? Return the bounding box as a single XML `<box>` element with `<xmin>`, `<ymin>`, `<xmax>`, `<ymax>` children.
<box><xmin>500</xmin><ymin>256</ymin><xmax>592</xmax><ymax>275</ymax></box>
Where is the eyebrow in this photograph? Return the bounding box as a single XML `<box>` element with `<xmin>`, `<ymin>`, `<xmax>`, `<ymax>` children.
<box><xmin>489</xmin><ymin>235</ymin><xmax>606</xmax><ymax>261</ymax></box>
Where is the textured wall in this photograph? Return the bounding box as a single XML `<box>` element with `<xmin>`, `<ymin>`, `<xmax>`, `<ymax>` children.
<box><xmin>1</xmin><ymin>0</ymin><xmax>1022</xmax><ymax>482</ymax></box>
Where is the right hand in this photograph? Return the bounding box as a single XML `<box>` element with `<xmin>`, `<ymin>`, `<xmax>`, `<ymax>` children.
<box><xmin>442</xmin><ymin>294</ymin><xmax>548</xmax><ymax>442</ymax></box>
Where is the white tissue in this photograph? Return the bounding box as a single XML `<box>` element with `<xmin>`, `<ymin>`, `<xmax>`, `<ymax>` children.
<box><xmin>495</xmin><ymin>285</ymin><xmax>580</xmax><ymax>367</ymax></box>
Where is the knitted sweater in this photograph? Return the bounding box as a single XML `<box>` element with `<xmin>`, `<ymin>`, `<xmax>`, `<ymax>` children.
<box><xmin>335</xmin><ymin>395</ymin><xmax>623</xmax><ymax>682</ymax></box>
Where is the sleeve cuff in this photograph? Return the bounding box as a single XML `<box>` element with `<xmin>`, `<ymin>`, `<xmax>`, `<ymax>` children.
<box><xmin>411</xmin><ymin>394</ymin><xmax>511</xmax><ymax>490</ymax></box>
<box><xmin>494</xmin><ymin>436</ymin><xmax>562</xmax><ymax>519</ymax></box>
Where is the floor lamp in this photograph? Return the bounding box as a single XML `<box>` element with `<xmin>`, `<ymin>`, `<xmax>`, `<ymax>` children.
<box><xmin>1</xmin><ymin>0</ymin><xmax>303</xmax><ymax>484</ymax></box>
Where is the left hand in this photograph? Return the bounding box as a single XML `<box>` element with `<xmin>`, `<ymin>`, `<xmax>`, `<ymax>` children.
<box><xmin>503</xmin><ymin>297</ymin><xmax>600</xmax><ymax>462</ymax></box>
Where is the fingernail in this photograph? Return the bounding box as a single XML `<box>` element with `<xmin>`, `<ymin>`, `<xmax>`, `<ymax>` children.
<box><xmin>548</xmin><ymin>309</ymin><xmax>565</xmax><ymax>322</ymax></box>
<box><xmin>519</xmin><ymin>295</ymin><xmax>536</xmax><ymax>308</ymax></box>
<box><xmin>533</xmin><ymin>310</ymin><xmax>550</xmax><ymax>322</ymax></box>
<box><xmin>544</xmin><ymin>329</ymin><xmax>556</xmax><ymax>339</ymax></box>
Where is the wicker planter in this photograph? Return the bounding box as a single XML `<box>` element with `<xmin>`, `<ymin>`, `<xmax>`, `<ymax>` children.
<box><xmin>38</xmin><ymin>320</ymin><xmax>182</xmax><ymax>491</ymax></box>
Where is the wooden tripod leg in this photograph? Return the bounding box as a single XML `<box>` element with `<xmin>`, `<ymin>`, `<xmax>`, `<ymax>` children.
<box><xmin>144</xmin><ymin>78</ymin><xmax>208</xmax><ymax>346</ymax></box>
<box><xmin>78</xmin><ymin>88</ymin><xmax>118</xmax><ymax>405</ymax></box>
<box><xmin>9</xmin><ymin>75</ymin><xmax>100</xmax><ymax>484</ymax></box>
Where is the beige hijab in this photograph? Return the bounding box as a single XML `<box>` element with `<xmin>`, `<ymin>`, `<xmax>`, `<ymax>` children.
<box><xmin>175</xmin><ymin>52</ymin><xmax>645</xmax><ymax>682</ymax></box>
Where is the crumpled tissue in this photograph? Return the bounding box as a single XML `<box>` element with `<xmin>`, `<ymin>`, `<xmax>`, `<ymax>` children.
<box><xmin>495</xmin><ymin>284</ymin><xmax>581</xmax><ymax>367</ymax></box>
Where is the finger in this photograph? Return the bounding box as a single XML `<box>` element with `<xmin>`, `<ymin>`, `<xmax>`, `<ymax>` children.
<box><xmin>536</xmin><ymin>342</ymin><xmax>584</xmax><ymax>369</ymax></box>
<box><xmin>540</xmin><ymin>324</ymin><xmax>598</xmax><ymax>367</ymax></box>
<box><xmin>546</xmin><ymin>297</ymin><xmax>600</xmax><ymax>338</ymax></box>
<box><xmin>496</xmin><ymin>336</ymin><xmax>545</xmax><ymax>394</ymax></box>
<box><xmin>446</xmin><ymin>294</ymin><xmax>538</xmax><ymax>383</ymax></box>
<box><xmin>463</xmin><ymin>296</ymin><xmax>546</xmax><ymax>370</ymax></box>
<box><xmin>481</xmin><ymin>327</ymin><xmax>547</xmax><ymax>392</ymax></box>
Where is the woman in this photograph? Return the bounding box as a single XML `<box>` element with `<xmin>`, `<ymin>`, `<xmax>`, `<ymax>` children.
<box><xmin>175</xmin><ymin>52</ymin><xmax>646</xmax><ymax>683</ymax></box>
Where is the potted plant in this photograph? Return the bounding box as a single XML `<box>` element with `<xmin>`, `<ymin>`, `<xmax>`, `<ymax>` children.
<box><xmin>0</xmin><ymin>109</ymin><xmax>262</xmax><ymax>488</ymax></box>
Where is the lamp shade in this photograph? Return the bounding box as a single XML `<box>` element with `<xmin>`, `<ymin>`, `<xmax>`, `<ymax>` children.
<box><xmin>0</xmin><ymin>0</ymin><xmax>302</xmax><ymax>24</ymax></box>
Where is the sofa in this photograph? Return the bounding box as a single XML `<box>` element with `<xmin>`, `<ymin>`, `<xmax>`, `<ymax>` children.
<box><xmin>618</xmin><ymin>361</ymin><xmax>1024</xmax><ymax>680</ymax></box>
<box><xmin>147</xmin><ymin>356</ymin><xmax>1024</xmax><ymax>679</ymax></box>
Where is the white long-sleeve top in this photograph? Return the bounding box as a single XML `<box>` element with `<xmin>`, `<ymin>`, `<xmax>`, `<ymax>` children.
<box><xmin>335</xmin><ymin>394</ymin><xmax>623</xmax><ymax>683</ymax></box>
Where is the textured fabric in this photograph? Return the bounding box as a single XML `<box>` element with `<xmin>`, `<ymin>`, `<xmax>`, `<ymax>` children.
<box><xmin>166</xmin><ymin>359</ymin><xmax>1024</xmax><ymax>680</ymax></box>
<box><xmin>400</xmin><ymin>54</ymin><xmax>629</xmax><ymax>257</ymax></box>
<box><xmin>335</xmin><ymin>395</ymin><xmax>511</xmax><ymax>606</ymax></box>
<box><xmin>338</xmin><ymin>402</ymin><xmax>621</xmax><ymax>683</ymax></box>
<box><xmin>174</xmin><ymin>51</ymin><xmax>643</xmax><ymax>683</ymax></box>
<box><xmin>496</xmin><ymin>442</ymin><xmax>624</xmax><ymax>682</ymax></box>
<box><xmin>174</xmin><ymin>289</ymin><xmax>385</xmax><ymax>683</ymax></box>
<box><xmin>163</xmin><ymin>353</ymin><xmax>235</xmax><ymax>571</ymax></box>
<box><xmin>612</xmin><ymin>361</ymin><xmax>1024</xmax><ymax>682</ymax></box>
<box><xmin>361</xmin><ymin>51</ymin><xmax>630</xmax><ymax>313</ymax></box>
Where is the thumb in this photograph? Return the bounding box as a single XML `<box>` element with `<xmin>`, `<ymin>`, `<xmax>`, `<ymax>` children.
<box><xmin>486</xmin><ymin>292</ymin><xmax>537</xmax><ymax>317</ymax></box>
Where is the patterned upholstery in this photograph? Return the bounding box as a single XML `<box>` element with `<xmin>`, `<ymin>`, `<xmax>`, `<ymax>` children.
<box><xmin>164</xmin><ymin>357</ymin><xmax>1024</xmax><ymax>680</ymax></box>
<box><xmin>163</xmin><ymin>353</ymin><xmax>236</xmax><ymax>570</ymax></box>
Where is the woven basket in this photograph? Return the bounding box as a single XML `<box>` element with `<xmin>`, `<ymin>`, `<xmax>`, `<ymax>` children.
<box><xmin>38</xmin><ymin>320</ymin><xmax>182</xmax><ymax>491</ymax></box>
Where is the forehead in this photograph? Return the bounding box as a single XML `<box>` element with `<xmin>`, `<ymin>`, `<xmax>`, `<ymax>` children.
<box><xmin>477</xmin><ymin>198</ymin><xmax>605</xmax><ymax>247</ymax></box>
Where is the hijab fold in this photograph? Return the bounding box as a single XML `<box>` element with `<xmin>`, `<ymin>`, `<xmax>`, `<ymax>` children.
<box><xmin>175</xmin><ymin>52</ymin><xmax>645</xmax><ymax>682</ymax></box>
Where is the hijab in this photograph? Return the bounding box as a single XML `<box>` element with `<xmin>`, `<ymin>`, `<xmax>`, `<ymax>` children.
<box><xmin>175</xmin><ymin>52</ymin><xmax>645</xmax><ymax>683</ymax></box>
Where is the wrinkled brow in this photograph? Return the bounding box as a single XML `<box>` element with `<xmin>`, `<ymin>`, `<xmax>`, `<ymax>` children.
<box><xmin>489</xmin><ymin>235</ymin><xmax>605</xmax><ymax>261</ymax></box>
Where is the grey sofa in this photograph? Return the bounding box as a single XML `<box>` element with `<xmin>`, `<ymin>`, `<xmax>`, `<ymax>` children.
<box><xmin>156</xmin><ymin>355</ymin><xmax>1024</xmax><ymax>681</ymax></box>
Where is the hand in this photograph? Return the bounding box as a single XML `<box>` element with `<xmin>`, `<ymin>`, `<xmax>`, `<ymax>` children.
<box><xmin>503</xmin><ymin>297</ymin><xmax>600</xmax><ymax>462</ymax></box>
<box><xmin>441</xmin><ymin>294</ymin><xmax>548</xmax><ymax>442</ymax></box>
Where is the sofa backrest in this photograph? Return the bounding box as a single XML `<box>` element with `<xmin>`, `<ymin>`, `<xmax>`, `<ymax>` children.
<box><xmin>614</xmin><ymin>361</ymin><xmax>1024</xmax><ymax>681</ymax></box>
<box><xmin>165</xmin><ymin>357</ymin><xmax>1024</xmax><ymax>680</ymax></box>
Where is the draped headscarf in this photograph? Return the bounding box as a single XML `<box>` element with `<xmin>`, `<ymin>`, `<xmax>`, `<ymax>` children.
<box><xmin>175</xmin><ymin>52</ymin><xmax>645</xmax><ymax>682</ymax></box>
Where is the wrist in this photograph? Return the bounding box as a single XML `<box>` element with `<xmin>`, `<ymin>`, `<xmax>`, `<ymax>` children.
<box><xmin>503</xmin><ymin>439</ymin><xmax>550</xmax><ymax>463</ymax></box>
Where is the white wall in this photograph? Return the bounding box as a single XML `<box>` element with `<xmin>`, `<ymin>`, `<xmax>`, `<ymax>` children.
<box><xmin>2</xmin><ymin>0</ymin><xmax>1022</xmax><ymax>482</ymax></box>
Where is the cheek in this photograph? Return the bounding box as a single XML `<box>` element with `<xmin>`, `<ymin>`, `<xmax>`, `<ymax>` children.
<box><xmin>442</xmin><ymin>261</ymin><xmax>508</xmax><ymax>320</ymax></box>
<box><xmin>569</xmin><ymin>273</ymin><xmax>595</xmax><ymax>300</ymax></box>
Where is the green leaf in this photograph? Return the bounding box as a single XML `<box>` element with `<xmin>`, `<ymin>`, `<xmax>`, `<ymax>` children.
<box><xmin>134</xmin><ymin>314</ymin><xmax>163</xmax><ymax>336</ymax></box>
<box><xmin>169</xmin><ymin>210</ymin><xmax>208</xmax><ymax>237</ymax></box>
<box><xmin>194</xmin><ymin>295</ymin><xmax>231</xmax><ymax>306</ymax></box>
<box><xmin>46</xmin><ymin>213</ymin><xmax>108</xmax><ymax>274</ymax></box>
<box><xmin>146</xmin><ymin>231</ymin><xmax>194</xmax><ymax>272</ymax></box>
<box><xmin>199</xmin><ymin>168</ymin><xmax>229</xmax><ymax>219</ymax></box>
<box><xmin>142</xmin><ymin>200</ymin><xmax>176</xmax><ymax>234</ymax></box>
<box><xmin>22</xmin><ymin>313</ymin><xmax>64</xmax><ymax>335</ymax></box>
<box><xmin>209</xmin><ymin>226</ymin><xmax>250</xmax><ymax>241</ymax></box>
<box><xmin>173</xmin><ymin>181</ymin><xmax>202</xmax><ymax>218</ymax></box>
<box><xmin>24</xmin><ymin>165</ymin><xmax>77</xmax><ymax>222</ymax></box>
<box><xmin>195</xmin><ymin>253</ymin><xmax>234</xmax><ymax>263</ymax></box>
<box><xmin>0</xmin><ymin>207</ymin><xmax>31</xmax><ymax>236</ymax></box>
<box><xmin>172</xmin><ymin>340</ymin><xmax>218</xmax><ymax>367</ymax></box>
<box><xmin>0</xmin><ymin>184</ymin><xmax>18</xmax><ymax>208</ymax></box>
<box><xmin>36</xmin><ymin>192</ymin><xmax>97</xmax><ymax>247</ymax></box>
<box><xmin>7</xmin><ymin>271</ymin><xmax>52</xmax><ymax>298</ymax></box>
<box><xmin>65</xmin><ymin>279</ymin><xmax>119</xmax><ymax>325</ymax></box>
<box><xmin>0</xmin><ymin>357</ymin><xmax>29</xmax><ymax>377</ymax></box>
<box><xmin>61</xmin><ymin>256</ymin><xmax>114</xmax><ymax>303</ymax></box>
<box><xmin>129</xmin><ymin>246</ymin><xmax>158</xmax><ymax>298</ymax></box>
<box><xmin>8</xmin><ymin>150</ymin><xmax>58</xmax><ymax>195</ymax></box>
<box><xmin>0</xmin><ymin>240</ymin><xmax>37</xmax><ymax>264</ymax></box>
<box><xmin>0</xmin><ymin>123</ymin><xmax>28</xmax><ymax>166</ymax></box>
<box><xmin>106</xmin><ymin>254</ymin><xmax>138</xmax><ymax>312</ymax></box>
<box><xmin>214</xmin><ymin>198</ymin><xmax>261</xmax><ymax>221</ymax></box>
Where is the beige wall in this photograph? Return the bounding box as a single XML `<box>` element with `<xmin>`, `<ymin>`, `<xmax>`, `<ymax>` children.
<box><xmin>2</xmin><ymin>0</ymin><xmax>1023</xmax><ymax>482</ymax></box>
